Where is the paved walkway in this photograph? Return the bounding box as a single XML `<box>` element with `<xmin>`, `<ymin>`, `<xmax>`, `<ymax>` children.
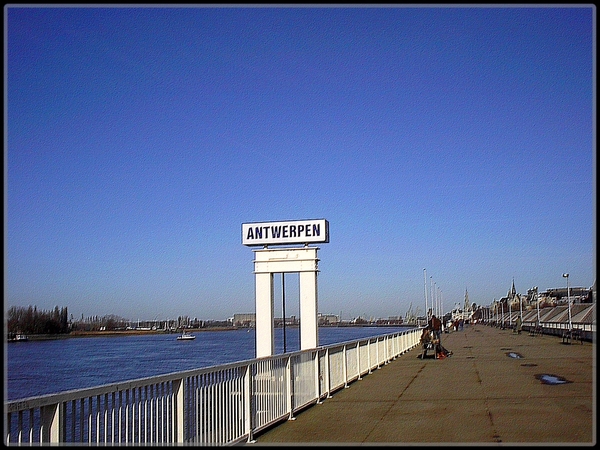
<box><xmin>252</xmin><ymin>323</ymin><xmax>595</xmax><ymax>445</ymax></box>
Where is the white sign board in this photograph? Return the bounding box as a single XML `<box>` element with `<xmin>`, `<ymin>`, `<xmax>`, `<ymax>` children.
<box><xmin>242</xmin><ymin>219</ymin><xmax>329</xmax><ymax>246</ymax></box>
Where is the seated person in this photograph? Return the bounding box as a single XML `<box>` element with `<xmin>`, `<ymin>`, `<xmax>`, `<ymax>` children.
<box><xmin>435</xmin><ymin>341</ymin><xmax>453</xmax><ymax>359</ymax></box>
<box><xmin>420</xmin><ymin>327</ymin><xmax>433</xmax><ymax>345</ymax></box>
<box><xmin>421</xmin><ymin>326</ymin><xmax>453</xmax><ymax>358</ymax></box>
<box><xmin>420</xmin><ymin>327</ymin><xmax>440</xmax><ymax>359</ymax></box>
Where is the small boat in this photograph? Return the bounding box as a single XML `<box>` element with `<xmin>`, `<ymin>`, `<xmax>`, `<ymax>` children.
<box><xmin>8</xmin><ymin>333</ymin><xmax>28</xmax><ymax>342</ymax></box>
<box><xmin>176</xmin><ymin>330</ymin><xmax>195</xmax><ymax>341</ymax></box>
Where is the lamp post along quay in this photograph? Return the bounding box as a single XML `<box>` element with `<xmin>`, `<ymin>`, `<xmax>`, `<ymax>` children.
<box><xmin>563</xmin><ymin>273</ymin><xmax>572</xmax><ymax>331</ymax></box>
<box><xmin>423</xmin><ymin>268</ymin><xmax>428</xmax><ymax>324</ymax></box>
<box><xmin>535</xmin><ymin>286</ymin><xmax>540</xmax><ymax>324</ymax></box>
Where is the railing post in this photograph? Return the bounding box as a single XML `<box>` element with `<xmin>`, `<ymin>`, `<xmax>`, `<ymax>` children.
<box><xmin>172</xmin><ymin>378</ymin><xmax>184</xmax><ymax>443</ymax></box>
<box><xmin>384</xmin><ymin>335</ymin><xmax>389</xmax><ymax>364</ymax></box>
<box><xmin>324</xmin><ymin>348</ymin><xmax>332</xmax><ymax>399</ymax></box>
<box><xmin>40</xmin><ymin>402</ymin><xmax>61</xmax><ymax>443</ymax></box>
<box><xmin>367</xmin><ymin>339</ymin><xmax>372</xmax><ymax>374</ymax></box>
<box><xmin>245</xmin><ymin>364</ymin><xmax>254</xmax><ymax>443</ymax></box>
<box><xmin>342</xmin><ymin>344</ymin><xmax>349</xmax><ymax>388</ymax></box>
<box><xmin>314</xmin><ymin>350</ymin><xmax>320</xmax><ymax>403</ymax></box>
<box><xmin>356</xmin><ymin>342</ymin><xmax>362</xmax><ymax>380</ymax></box>
<box><xmin>286</xmin><ymin>355</ymin><xmax>294</xmax><ymax>420</ymax></box>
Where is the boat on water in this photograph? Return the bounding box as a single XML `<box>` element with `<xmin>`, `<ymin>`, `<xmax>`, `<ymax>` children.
<box><xmin>176</xmin><ymin>330</ymin><xmax>196</xmax><ymax>341</ymax></box>
<box><xmin>8</xmin><ymin>333</ymin><xmax>28</xmax><ymax>342</ymax></box>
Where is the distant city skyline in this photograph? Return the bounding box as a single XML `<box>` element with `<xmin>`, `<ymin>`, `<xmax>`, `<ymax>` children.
<box><xmin>6</xmin><ymin>5</ymin><xmax>595</xmax><ymax>321</ymax></box>
<box><xmin>7</xmin><ymin>274</ymin><xmax>594</xmax><ymax>325</ymax></box>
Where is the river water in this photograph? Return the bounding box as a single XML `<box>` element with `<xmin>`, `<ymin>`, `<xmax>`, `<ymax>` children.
<box><xmin>5</xmin><ymin>326</ymin><xmax>412</xmax><ymax>401</ymax></box>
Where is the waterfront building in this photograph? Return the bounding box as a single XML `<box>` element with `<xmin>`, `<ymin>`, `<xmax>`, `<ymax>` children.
<box><xmin>318</xmin><ymin>313</ymin><xmax>340</xmax><ymax>325</ymax></box>
<box><xmin>540</xmin><ymin>285</ymin><xmax>593</xmax><ymax>305</ymax></box>
<box><xmin>232</xmin><ymin>313</ymin><xmax>256</xmax><ymax>327</ymax></box>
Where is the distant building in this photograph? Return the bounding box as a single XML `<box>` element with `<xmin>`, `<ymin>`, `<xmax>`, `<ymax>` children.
<box><xmin>232</xmin><ymin>313</ymin><xmax>255</xmax><ymax>327</ymax></box>
<box><xmin>490</xmin><ymin>280</ymin><xmax>595</xmax><ymax>316</ymax></box>
<box><xmin>233</xmin><ymin>312</ymin><xmax>347</xmax><ymax>327</ymax></box>
<box><xmin>274</xmin><ymin>315</ymin><xmax>298</xmax><ymax>327</ymax></box>
<box><xmin>375</xmin><ymin>316</ymin><xmax>403</xmax><ymax>325</ymax></box>
<box><xmin>541</xmin><ymin>286</ymin><xmax>592</xmax><ymax>304</ymax></box>
<box><xmin>318</xmin><ymin>313</ymin><xmax>340</xmax><ymax>325</ymax></box>
<box><xmin>451</xmin><ymin>288</ymin><xmax>473</xmax><ymax>323</ymax></box>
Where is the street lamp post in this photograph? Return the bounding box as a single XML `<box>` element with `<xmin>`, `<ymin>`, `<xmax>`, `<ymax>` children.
<box><xmin>519</xmin><ymin>292</ymin><xmax>523</xmax><ymax>322</ymax></box>
<box><xmin>535</xmin><ymin>286</ymin><xmax>540</xmax><ymax>324</ymax></box>
<box><xmin>423</xmin><ymin>269</ymin><xmax>428</xmax><ymax>325</ymax></box>
<box><xmin>433</xmin><ymin>282</ymin><xmax>437</xmax><ymax>317</ymax></box>
<box><xmin>494</xmin><ymin>299</ymin><xmax>497</xmax><ymax>326</ymax></box>
<box><xmin>429</xmin><ymin>276</ymin><xmax>434</xmax><ymax>321</ymax></box>
<box><xmin>533</xmin><ymin>286</ymin><xmax>541</xmax><ymax>336</ymax></box>
<box><xmin>563</xmin><ymin>273</ymin><xmax>572</xmax><ymax>331</ymax></box>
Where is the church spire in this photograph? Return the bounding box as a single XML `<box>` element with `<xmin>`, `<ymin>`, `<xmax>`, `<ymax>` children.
<box><xmin>510</xmin><ymin>278</ymin><xmax>517</xmax><ymax>299</ymax></box>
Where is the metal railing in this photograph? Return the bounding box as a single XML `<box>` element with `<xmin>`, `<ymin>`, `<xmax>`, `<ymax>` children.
<box><xmin>484</xmin><ymin>303</ymin><xmax>596</xmax><ymax>342</ymax></box>
<box><xmin>4</xmin><ymin>327</ymin><xmax>421</xmax><ymax>445</ymax></box>
<box><xmin>524</xmin><ymin>321</ymin><xmax>595</xmax><ymax>341</ymax></box>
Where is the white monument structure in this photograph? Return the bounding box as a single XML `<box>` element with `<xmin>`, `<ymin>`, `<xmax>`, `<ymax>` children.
<box><xmin>242</xmin><ymin>219</ymin><xmax>329</xmax><ymax>357</ymax></box>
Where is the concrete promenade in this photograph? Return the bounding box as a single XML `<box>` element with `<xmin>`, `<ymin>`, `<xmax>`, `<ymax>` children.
<box><xmin>252</xmin><ymin>323</ymin><xmax>595</xmax><ymax>446</ymax></box>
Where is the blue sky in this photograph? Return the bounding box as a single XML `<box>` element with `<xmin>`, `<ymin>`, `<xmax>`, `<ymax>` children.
<box><xmin>5</xmin><ymin>5</ymin><xmax>595</xmax><ymax>322</ymax></box>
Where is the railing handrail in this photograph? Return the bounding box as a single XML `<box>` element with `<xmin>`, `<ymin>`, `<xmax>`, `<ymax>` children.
<box><xmin>6</xmin><ymin>357</ymin><xmax>268</xmax><ymax>410</ymax></box>
<box><xmin>5</xmin><ymin>330</ymin><xmax>412</xmax><ymax>407</ymax></box>
<box><xmin>5</xmin><ymin>327</ymin><xmax>422</xmax><ymax>445</ymax></box>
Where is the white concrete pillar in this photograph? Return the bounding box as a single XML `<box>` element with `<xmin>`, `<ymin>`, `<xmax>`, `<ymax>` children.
<box><xmin>255</xmin><ymin>272</ymin><xmax>274</xmax><ymax>358</ymax></box>
<box><xmin>299</xmin><ymin>270</ymin><xmax>318</xmax><ymax>350</ymax></box>
<box><xmin>252</xmin><ymin>246</ymin><xmax>320</xmax><ymax>357</ymax></box>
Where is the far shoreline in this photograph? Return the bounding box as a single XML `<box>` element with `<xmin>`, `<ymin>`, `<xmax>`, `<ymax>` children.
<box><xmin>8</xmin><ymin>327</ymin><xmax>243</xmax><ymax>341</ymax></box>
<box><xmin>7</xmin><ymin>323</ymin><xmax>415</xmax><ymax>341</ymax></box>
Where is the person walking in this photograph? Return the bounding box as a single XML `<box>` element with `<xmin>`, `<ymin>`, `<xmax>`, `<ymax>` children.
<box><xmin>429</xmin><ymin>314</ymin><xmax>442</xmax><ymax>342</ymax></box>
<box><xmin>514</xmin><ymin>316</ymin><xmax>522</xmax><ymax>334</ymax></box>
